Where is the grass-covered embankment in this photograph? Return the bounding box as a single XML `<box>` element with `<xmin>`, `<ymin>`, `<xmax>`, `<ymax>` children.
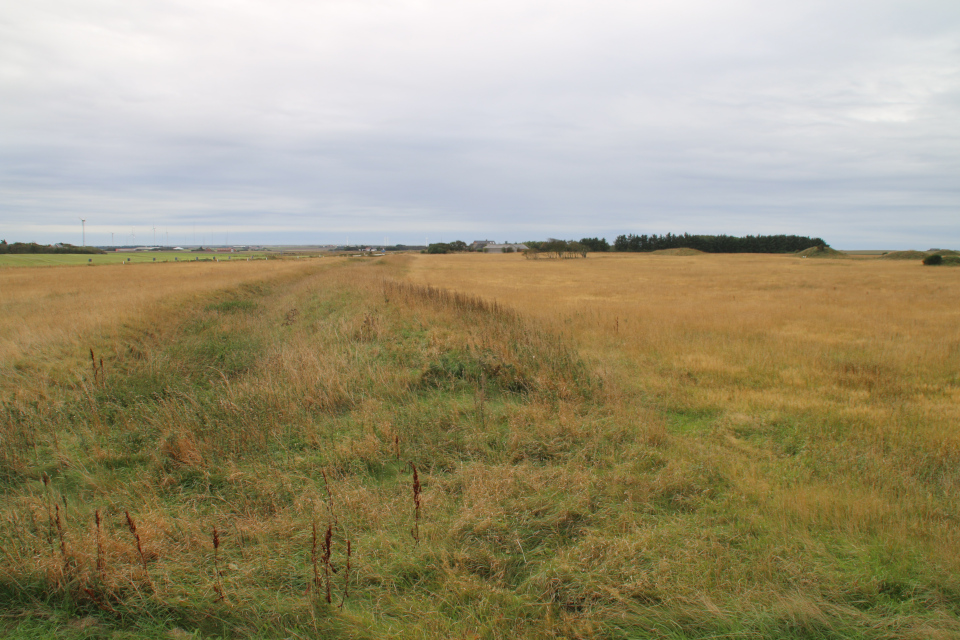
<box><xmin>2</xmin><ymin>259</ymin><xmax>645</xmax><ymax>637</ymax></box>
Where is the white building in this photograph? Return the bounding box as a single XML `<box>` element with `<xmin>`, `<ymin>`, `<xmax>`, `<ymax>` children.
<box><xmin>482</xmin><ymin>243</ymin><xmax>529</xmax><ymax>253</ymax></box>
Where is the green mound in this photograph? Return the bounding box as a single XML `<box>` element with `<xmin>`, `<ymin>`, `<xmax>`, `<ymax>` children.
<box><xmin>796</xmin><ymin>245</ymin><xmax>848</xmax><ymax>258</ymax></box>
<box><xmin>880</xmin><ymin>250</ymin><xmax>929</xmax><ymax>260</ymax></box>
<box><xmin>650</xmin><ymin>247</ymin><xmax>705</xmax><ymax>256</ymax></box>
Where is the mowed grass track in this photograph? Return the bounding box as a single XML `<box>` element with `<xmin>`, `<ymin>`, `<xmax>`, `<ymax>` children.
<box><xmin>1</xmin><ymin>254</ymin><xmax>959</xmax><ymax>638</ymax></box>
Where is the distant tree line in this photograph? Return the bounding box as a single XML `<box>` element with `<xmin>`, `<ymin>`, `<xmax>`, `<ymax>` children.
<box><xmin>524</xmin><ymin>238</ymin><xmax>610</xmax><ymax>253</ymax></box>
<box><xmin>426</xmin><ymin>240</ymin><xmax>469</xmax><ymax>254</ymax></box>
<box><xmin>612</xmin><ymin>233</ymin><xmax>826</xmax><ymax>253</ymax></box>
<box><xmin>0</xmin><ymin>240</ymin><xmax>104</xmax><ymax>255</ymax></box>
<box><xmin>523</xmin><ymin>239</ymin><xmax>590</xmax><ymax>259</ymax></box>
<box><xmin>417</xmin><ymin>233</ymin><xmax>826</xmax><ymax>256</ymax></box>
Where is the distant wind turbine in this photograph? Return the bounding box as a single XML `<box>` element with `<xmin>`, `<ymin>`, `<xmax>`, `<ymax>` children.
<box><xmin>79</xmin><ymin>218</ymin><xmax>86</xmax><ymax>247</ymax></box>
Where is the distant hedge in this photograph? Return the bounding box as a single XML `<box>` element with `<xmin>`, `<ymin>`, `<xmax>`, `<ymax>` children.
<box><xmin>426</xmin><ymin>241</ymin><xmax>469</xmax><ymax>254</ymax></box>
<box><xmin>922</xmin><ymin>254</ymin><xmax>960</xmax><ymax>266</ymax></box>
<box><xmin>613</xmin><ymin>233</ymin><xmax>827</xmax><ymax>254</ymax></box>
<box><xmin>523</xmin><ymin>240</ymin><xmax>589</xmax><ymax>259</ymax></box>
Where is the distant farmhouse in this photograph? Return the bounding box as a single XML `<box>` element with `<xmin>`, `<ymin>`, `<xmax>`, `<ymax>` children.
<box><xmin>467</xmin><ymin>240</ymin><xmax>528</xmax><ymax>253</ymax></box>
<box><xmin>482</xmin><ymin>243</ymin><xmax>529</xmax><ymax>253</ymax></box>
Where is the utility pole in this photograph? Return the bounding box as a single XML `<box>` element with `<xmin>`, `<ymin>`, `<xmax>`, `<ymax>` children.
<box><xmin>80</xmin><ymin>218</ymin><xmax>86</xmax><ymax>247</ymax></box>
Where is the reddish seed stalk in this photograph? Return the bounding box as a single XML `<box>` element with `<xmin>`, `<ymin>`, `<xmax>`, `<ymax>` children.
<box><xmin>320</xmin><ymin>468</ymin><xmax>336</xmax><ymax>525</ymax></box>
<box><xmin>124</xmin><ymin>511</ymin><xmax>152</xmax><ymax>589</ymax></box>
<box><xmin>323</xmin><ymin>524</ymin><xmax>333</xmax><ymax>604</ymax></box>
<box><xmin>409</xmin><ymin>462</ymin><xmax>422</xmax><ymax>545</ymax></box>
<box><xmin>212</xmin><ymin>526</ymin><xmax>224</xmax><ymax>601</ymax></box>
<box><xmin>82</xmin><ymin>587</ymin><xmax>116</xmax><ymax>613</ymax></box>
<box><xmin>95</xmin><ymin>509</ymin><xmax>105</xmax><ymax>582</ymax></box>
<box><xmin>310</xmin><ymin>522</ymin><xmax>322</xmax><ymax>595</ymax></box>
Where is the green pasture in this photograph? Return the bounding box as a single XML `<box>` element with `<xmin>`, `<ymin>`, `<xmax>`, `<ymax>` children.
<box><xmin>0</xmin><ymin>252</ymin><xmax>273</xmax><ymax>267</ymax></box>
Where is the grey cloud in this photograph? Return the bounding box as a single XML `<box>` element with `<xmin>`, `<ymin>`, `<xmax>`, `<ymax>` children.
<box><xmin>1</xmin><ymin>0</ymin><xmax>958</xmax><ymax>247</ymax></box>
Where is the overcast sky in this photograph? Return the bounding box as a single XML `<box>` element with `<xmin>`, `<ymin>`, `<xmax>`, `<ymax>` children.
<box><xmin>2</xmin><ymin>0</ymin><xmax>958</xmax><ymax>248</ymax></box>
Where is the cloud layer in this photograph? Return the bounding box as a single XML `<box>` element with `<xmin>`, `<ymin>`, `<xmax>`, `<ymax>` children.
<box><xmin>2</xmin><ymin>0</ymin><xmax>958</xmax><ymax>247</ymax></box>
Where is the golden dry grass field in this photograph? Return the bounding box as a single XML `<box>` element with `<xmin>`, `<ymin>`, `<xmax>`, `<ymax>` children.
<box><xmin>405</xmin><ymin>253</ymin><xmax>960</xmax><ymax>432</ymax></box>
<box><xmin>1</xmin><ymin>252</ymin><xmax>959</xmax><ymax>639</ymax></box>
<box><xmin>404</xmin><ymin>252</ymin><xmax>960</xmax><ymax>622</ymax></box>
<box><xmin>0</xmin><ymin>259</ymin><xmax>325</xmax><ymax>391</ymax></box>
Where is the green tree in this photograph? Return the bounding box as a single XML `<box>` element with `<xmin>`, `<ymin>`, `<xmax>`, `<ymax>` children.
<box><xmin>568</xmin><ymin>241</ymin><xmax>589</xmax><ymax>258</ymax></box>
<box><xmin>579</xmin><ymin>237</ymin><xmax>609</xmax><ymax>252</ymax></box>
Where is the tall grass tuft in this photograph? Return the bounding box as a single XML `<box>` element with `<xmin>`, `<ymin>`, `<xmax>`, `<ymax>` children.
<box><xmin>382</xmin><ymin>279</ymin><xmax>513</xmax><ymax>321</ymax></box>
<box><xmin>89</xmin><ymin>348</ymin><xmax>104</xmax><ymax>386</ymax></box>
<box><xmin>41</xmin><ymin>472</ymin><xmax>54</xmax><ymax>548</ymax></box>
<box><xmin>340</xmin><ymin>539</ymin><xmax>351</xmax><ymax>608</ymax></box>
<box><xmin>54</xmin><ymin>504</ymin><xmax>68</xmax><ymax>582</ymax></box>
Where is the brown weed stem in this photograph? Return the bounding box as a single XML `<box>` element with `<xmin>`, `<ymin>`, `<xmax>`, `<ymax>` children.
<box><xmin>124</xmin><ymin>511</ymin><xmax>152</xmax><ymax>589</ymax></box>
<box><xmin>409</xmin><ymin>462</ymin><xmax>422</xmax><ymax>545</ymax></box>
<box><xmin>323</xmin><ymin>524</ymin><xmax>333</xmax><ymax>604</ymax></box>
<box><xmin>212</xmin><ymin>526</ymin><xmax>224</xmax><ymax>602</ymax></box>
<box><xmin>95</xmin><ymin>509</ymin><xmax>105</xmax><ymax>583</ymax></box>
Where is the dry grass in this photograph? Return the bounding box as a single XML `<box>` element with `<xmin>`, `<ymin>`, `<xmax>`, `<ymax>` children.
<box><xmin>404</xmin><ymin>252</ymin><xmax>960</xmax><ymax>412</ymax></box>
<box><xmin>405</xmin><ymin>251</ymin><xmax>960</xmax><ymax>578</ymax></box>
<box><xmin>0</xmin><ymin>259</ymin><xmax>324</xmax><ymax>392</ymax></box>
<box><xmin>2</xmin><ymin>252</ymin><xmax>959</xmax><ymax>638</ymax></box>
